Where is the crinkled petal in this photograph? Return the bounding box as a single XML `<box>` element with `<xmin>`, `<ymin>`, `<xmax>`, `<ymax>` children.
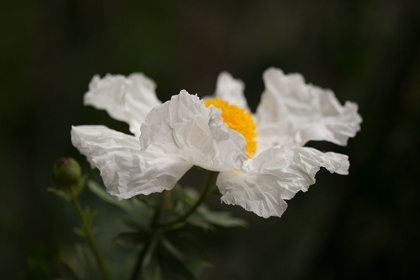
<box><xmin>71</xmin><ymin>125</ymin><xmax>192</xmax><ymax>199</ymax></box>
<box><xmin>139</xmin><ymin>90</ymin><xmax>247</xmax><ymax>171</ymax></box>
<box><xmin>217</xmin><ymin>146</ymin><xmax>349</xmax><ymax>218</ymax></box>
<box><xmin>84</xmin><ymin>73</ymin><xmax>161</xmax><ymax>137</ymax></box>
<box><xmin>256</xmin><ymin>68</ymin><xmax>362</xmax><ymax>150</ymax></box>
<box><xmin>217</xmin><ymin>170</ymin><xmax>288</xmax><ymax>218</ymax></box>
<box><xmin>214</xmin><ymin>72</ymin><xmax>249</xmax><ymax>110</ymax></box>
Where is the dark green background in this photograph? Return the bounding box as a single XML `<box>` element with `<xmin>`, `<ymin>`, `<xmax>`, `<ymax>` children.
<box><xmin>1</xmin><ymin>0</ymin><xmax>420</xmax><ymax>279</ymax></box>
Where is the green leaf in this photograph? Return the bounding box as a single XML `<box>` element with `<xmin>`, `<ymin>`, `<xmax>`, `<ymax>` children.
<box><xmin>165</xmin><ymin>232</ymin><xmax>212</xmax><ymax>267</ymax></box>
<box><xmin>171</xmin><ymin>186</ymin><xmax>247</xmax><ymax>230</ymax></box>
<box><xmin>83</xmin><ymin>207</ymin><xmax>97</xmax><ymax>226</ymax></box>
<box><xmin>187</xmin><ymin>213</ymin><xmax>215</xmax><ymax>231</ymax></box>
<box><xmin>73</xmin><ymin>227</ymin><xmax>85</xmax><ymax>238</ymax></box>
<box><xmin>74</xmin><ymin>243</ymin><xmax>101</xmax><ymax>280</ymax></box>
<box><xmin>87</xmin><ymin>180</ymin><xmax>153</xmax><ymax>225</ymax></box>
<box><xmin>197</xmin><ymin>207</ymin><xmax>248</xmax><ymax>228</ymax></box>
<box><xmin>112</xmin><ymin>231</ymin><xmax>150</xmax><ymax>247</ymax></box>
<box><xmin>182</xmin><ymin>187</ymin><xmax>200</xmax><ymax>203</ymax></box>
<box><xmin>143</xmin><ymin>234</ymin><xmax>161</xmax><ymax>267</ymax></box>
<box><xmin>140</xmin><ymin>248</ymin><xmax>161</xmax><ymax>280</ymax></box>
<box><xmin>158</xmin><ymin>242</ymin><xmax>197</xmax><ymax>280</ymax></box>
<box><xmin>86</xmin><ymin>180</ymin><xmax>128</xmax><ymax>209</ymax></box>
<box><xmin>47</xmin><ymin>187</ymin><xmax>70</xmax><ymax>202</ymax></box>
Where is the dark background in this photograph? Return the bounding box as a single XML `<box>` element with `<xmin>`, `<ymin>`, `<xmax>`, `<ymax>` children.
<box><xmin>1</xmin><ymin>0</ymin><xmax>420</xmax><ymax>279</ymax></box>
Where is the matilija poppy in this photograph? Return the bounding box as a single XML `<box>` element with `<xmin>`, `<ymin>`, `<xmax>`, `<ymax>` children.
<box><xmin>71</xmin><ymin>68</ymin><xmax>362</xmax><ymax>218</ymax></box>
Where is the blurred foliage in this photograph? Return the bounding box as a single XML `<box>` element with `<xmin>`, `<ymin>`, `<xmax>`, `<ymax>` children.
<box><xmin>47</xmin><ymin>172</ymin><xmax>246</xmax><ymax>280</ymax></box>
<box><xmin>1</xmin><ymin>0</ymin><xmax>420</xmax><ymax>279</ymax></box>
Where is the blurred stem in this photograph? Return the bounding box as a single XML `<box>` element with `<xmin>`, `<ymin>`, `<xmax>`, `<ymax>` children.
<box><xmin>70</xmin><ymin>187</ymin><xmax>111</xmax><ymax>280</ymax></box>
<box><xmin>131</xmin><ymin>171</ymin><xmax>216</xmax><ymax>279</ymax></box>
<box><xmin>157</xmin><ymin>171</ymin><xmax>216</xmax><ymax>228</ymax></box>
<box><xmin>131</xmin><ymin>199</ymin><xmax>163</xmax><ymax>280</ymax></box>
<box><xmin>131</xmin><ymin>238</ymin><xmax>152</xmax><ymax>280</ymax></box>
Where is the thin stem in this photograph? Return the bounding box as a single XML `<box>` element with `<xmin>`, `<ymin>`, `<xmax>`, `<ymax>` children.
<box><xmin>130</xmin><ymin>171</ymin><xmax>216</xmax><ymax>280</ymax></box>
<box><xmin>70</xmin><ymin>188</ymin><xmax>110</xmax><ymax>280</ymax></box>
<box><xmin>157</xmin><ymin>171</ymin><xmax>216</xmax><ymax>228</ymax></box>
<box><xmin>130</xmin><ymin>238</ymin><xmax>152</xmax><ymax>280</ymax></box>
<box><xmin>130</xmin><ymin>198</ymin><xmax>163</xmax><ymax>280</ymax></box>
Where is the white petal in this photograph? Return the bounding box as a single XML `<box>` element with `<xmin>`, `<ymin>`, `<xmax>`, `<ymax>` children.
<box><xmin>256</xmin><ymin>68</ymin><xmax>362</xmax><ymax>150</ymax></box>
<box><xmin>84</xmin><ymin>73</ymin><xmax>161</xmax><ymax>137</ymax></box>
<box><xmin>139</xmin><ymin>90</ymin><xmax>247</xmax><ymax>171</ymax></box>
<box><xmin>71</xmin><ymin>125</ymin><xmax>192</xmax><ymax>199</ymax></box>
<box><xmin>217</xmin><ymin>146</ymin><xmax>349</xmax><ymax>218</ymax></box>
<box><xmin>214</xmin><ymin>72</ymin><xmax>249</xmax><ymax>110</ymax></box>
<box><xmin>217</xmin><ymin>170</ymin><xmax>288</xmax><ymax>219</ymax></box>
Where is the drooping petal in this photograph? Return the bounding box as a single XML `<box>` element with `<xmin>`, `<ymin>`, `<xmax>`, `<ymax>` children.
<box><xmin>71</xmin><ymin>125</ymin><xmax>192</xmax><ymax>199</ymax></box>
<box><xmin>214</xmin><ymin>72</ymin><xmax>249</xmax><ymax>110</ymax></box>
<box><xmin>84</xmin><ymin>73</ymin><xmax>161</xmax><ymax>137</ymax></box>
<box><xmin>217</xmin><ymin>146</ymin><xmax>349</xmax><ymax>218</ymax></box>
<box><xmin>217</xmin><ymin>170</ymin><xmax>288</xmax><ymax>218</ymax></box>
<box><xmin>256</xmin><ymin>68</ymin><xmax>362</xmax><ymax>151</ymax></box>
<box><xmin>139</xmin><ymin>90</ymin><xmax>248</xmax><ymax>172</ymax></box>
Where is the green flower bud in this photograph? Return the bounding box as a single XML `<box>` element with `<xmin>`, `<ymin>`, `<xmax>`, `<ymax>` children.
<box><xmin>53</xmin><ymin>157</ymin><xmax>82</xmax><ymax>188</ymax></box>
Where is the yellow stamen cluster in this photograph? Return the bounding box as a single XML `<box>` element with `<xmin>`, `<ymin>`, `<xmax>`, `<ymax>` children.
<box><xmin>205</xmin><ymin>98</ymin><xmax>258</xmax><ymax>158</ymax></box>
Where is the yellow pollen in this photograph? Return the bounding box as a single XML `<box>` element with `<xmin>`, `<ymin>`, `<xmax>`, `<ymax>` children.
<box><xmin>205</xmin><ymin>98</ymin><xmax>258</xmax><ymax>158</ymax></box>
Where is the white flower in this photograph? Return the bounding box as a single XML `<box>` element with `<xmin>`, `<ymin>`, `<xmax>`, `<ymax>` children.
<box><xmin>71</xmin><ymin>68</ymin><xmax>361</xmax><ymax>218</ymax></box>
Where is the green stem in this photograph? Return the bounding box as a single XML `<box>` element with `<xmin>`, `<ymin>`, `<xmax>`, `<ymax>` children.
<box><xmin>130</xmin><ymin>238</ymin><xmax>152</xmax><ymax>280</ymax></box>
<box><xmin>130</xmin><ymin>171</ymin><xmax>216</xmax><ymax>279</ymax></box>
<box><xmin>157</xmin><ymin>171</ymin><xmax>216</xmax><ymax>228</ymax></box>
<box><xmin>131</xmin><ymin>201</ymin><xmax>163</xmax><ymax>280</ymax></box>
<box><xmin>70</xmin><ymin>188</ymin><xmax>110</xmax><ymax>280</ymax></box>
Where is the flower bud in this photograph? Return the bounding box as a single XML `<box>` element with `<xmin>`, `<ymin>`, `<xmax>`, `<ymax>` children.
<box><xmin>53</xmin><ymin>157</ymin><xmax>82</xmax><ymax>188</ymax></box>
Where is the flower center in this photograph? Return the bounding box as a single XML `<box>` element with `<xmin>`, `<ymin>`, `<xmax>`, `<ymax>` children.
<box><xmin>205</xmin><ymin>98</ymin><xmax>258</xmax><ymax>158</ymax></box>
